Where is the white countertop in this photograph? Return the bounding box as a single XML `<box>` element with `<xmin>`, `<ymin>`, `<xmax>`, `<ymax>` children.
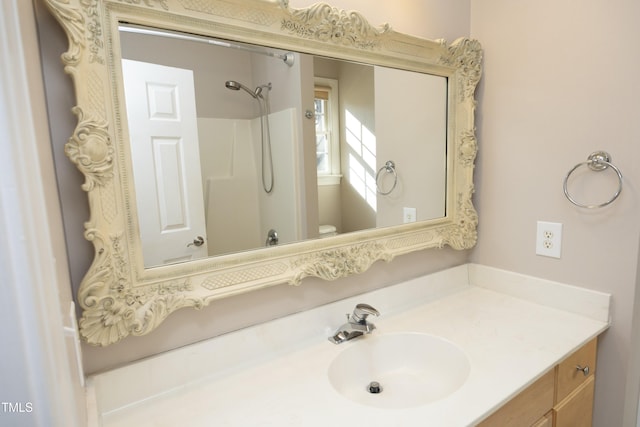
<box><xmin>93</xmin><ymin>264</ymin><xmax>610</xmax><ymax>427</ymax></box>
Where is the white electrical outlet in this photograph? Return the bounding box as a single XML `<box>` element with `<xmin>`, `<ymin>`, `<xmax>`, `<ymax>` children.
<box><xmin>536</xmin><ymin>221</ymin><xmax>562</xmax><ymax>258</ymax></box>
<box><xmin>403</xmin><ymin>207</ymin><xmax>417</xmax><ymax>223</ymax></box>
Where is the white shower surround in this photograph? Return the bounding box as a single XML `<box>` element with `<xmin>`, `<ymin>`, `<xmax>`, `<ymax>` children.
<box><xmin>198</xmin><ymin>108</ymin><xmax>303</xmax><ymax>256</ymax></box>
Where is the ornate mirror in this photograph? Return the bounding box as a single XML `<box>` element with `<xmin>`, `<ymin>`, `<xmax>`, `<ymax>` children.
<box><xmin>45</xmin><ymin>0</ymin><xmax>482</xmax><ymax>346</ymax></box>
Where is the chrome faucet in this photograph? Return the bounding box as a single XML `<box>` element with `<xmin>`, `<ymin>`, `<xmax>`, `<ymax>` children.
<box><xmin>328</xmin><ymin>303</ymin><xmax>380</xmax><ymax>344</ymax></box>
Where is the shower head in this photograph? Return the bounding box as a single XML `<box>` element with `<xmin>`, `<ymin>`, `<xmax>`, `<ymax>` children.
<box><xmin>225</xmin><ymin>80</ymin><xmax>258</xmax><ymax>98</ymax></box>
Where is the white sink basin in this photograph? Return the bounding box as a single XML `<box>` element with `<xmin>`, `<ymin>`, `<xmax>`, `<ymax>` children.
<box><xmin>328</xmin><ymin>332</ymin><xmax>470</xmax><ymax>409</ymax></box>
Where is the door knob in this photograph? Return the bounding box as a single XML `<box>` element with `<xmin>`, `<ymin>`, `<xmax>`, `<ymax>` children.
<box><xmin>187</xmin><ymin>236</ymin><xmax>205</xmax><ymax>247</ymax></box>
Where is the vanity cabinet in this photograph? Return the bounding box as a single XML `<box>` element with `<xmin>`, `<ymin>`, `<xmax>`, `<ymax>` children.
<box><xmin>554</xmin><ymin>337</ymin><xmax>597</xmax><ymax>426</ymax></box>
<box><xmin>478</xmin><ymin>337</ymin><xmax>597</xmax><ymax>427</ymax></box>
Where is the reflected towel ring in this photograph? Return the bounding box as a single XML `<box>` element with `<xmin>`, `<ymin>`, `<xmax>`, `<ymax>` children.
<box><xmin>376</xmin><ymin>160</ymin><xmax>398</xmax><ymax>195</ymax></box>
<box><xmin>563</xmin><ymin>151</ymin><xmax>623</xmax><ymax>209</ymax></box>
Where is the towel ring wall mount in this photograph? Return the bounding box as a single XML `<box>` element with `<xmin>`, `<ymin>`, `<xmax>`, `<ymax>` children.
<box><xmin>563</xmin><ymin>151</ymin><xmax>623</xmax><ymax>209</ymax></box>
<box><xmin>376</xmin><ymin>160</ymin><xmax>398</xmax><ymax>195</ymax></box>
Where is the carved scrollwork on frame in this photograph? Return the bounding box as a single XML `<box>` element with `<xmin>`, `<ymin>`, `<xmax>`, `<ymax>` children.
<box><xmin>440</xmin><ymin>186</ymin><xmax>478</xmax><ymax>250</ymax></box>
<box><xmin>282</xmin><ymin>3</ymin><xmax>391</xmax><ymax>49</ymax></box>
<box><xmin>80</xmin><ymin>286</ymin><xmax>202</xmax><ymax>346</ymax></box>
<box><xmin>44</xmin><ymin>0</ymin><xmax>86</xmax><ymax>65</ymax></box>
<box><xmin>64</xmin><ymin>107</ymin><xmax>113</xmax><ymax>191</ymax></box>
<box><xmin>77</xmin><ymin>229</ymin><xmax>129</xmax><ymax>345</ymax></box>
<box><xmin>290</xmin><ymin>243</ymin><xmax>393</xmax><ymax>284</ymax></box>
<box><xmin>78</xmin><ymin>229</ymin><xmax>204</xmax><ymax>346</ymax></box>
<box><xmin>441</xmin><ymin>38</ymin><xmax>483</xmax><ymax>101</ymax></box>
<box><xmin>79</xmin><ymin>0</ymin><xmax>106</xmax><ymax>64</ymax></box>
<box><xmin>45</xmin><ymin>0</ymin><xmax>482</xmax><ymax>345</ymax></box>
<box><xmin>115</xmin><ymin>0</ymin><xmax>170</xmax><ymax>10</ymax></box>
<box><xmin>458</xmin><ymin>130</ymin><xmax>478</xmax><ymax>167</ymax></box>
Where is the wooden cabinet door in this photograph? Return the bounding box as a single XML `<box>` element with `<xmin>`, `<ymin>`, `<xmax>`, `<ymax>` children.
<box><xmin>554</xmin><ymin>376</ymin><xmax>595</xmax><ymax>427</ymax></box>
<box><xmin>556</xmin><ymin>338</ymin><xmax>597</xmax><ymax>403</ymax></box>
<box><xmin>477</xmin><ymin>370</ymin><xmax>554</xmax><ymax>427</ymax></box>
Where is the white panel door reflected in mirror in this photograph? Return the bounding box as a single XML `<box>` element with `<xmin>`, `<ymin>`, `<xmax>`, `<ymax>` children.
<box><xmin>122</xmin><ymin>59</ymin><xmax>209</xmax><ymax>267</ymax></box>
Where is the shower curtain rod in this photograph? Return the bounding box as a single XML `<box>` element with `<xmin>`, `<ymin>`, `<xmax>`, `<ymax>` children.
<box><xmin>119</xmin><ymin>24</ymin><xmax>295</xmax><ymax>67</ymax></box>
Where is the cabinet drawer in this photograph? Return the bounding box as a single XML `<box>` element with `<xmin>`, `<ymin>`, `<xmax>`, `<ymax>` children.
<box><xmin>554</xmin><ymin>375</ymin><xmax>595</xmax><ymax>427</ymax></box>
<box><xmin>555</xmin><ymin>338</ymin><xmax>597</xmax><ymax>403</ymax></box>
<box><xmin>477</xmin><ymin>370</ymin><xmax>554</xmax><ymax>427</ymax></box>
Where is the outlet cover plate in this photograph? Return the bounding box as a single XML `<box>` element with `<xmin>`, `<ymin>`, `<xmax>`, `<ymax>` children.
<box><xmin>536</xmin><ymin>221</ymin><xmax>562</xmax><ymax>258</ymax></box>
<box><xmin>403</xmin><ymin>207</ymin><xmax>417</xmax><ymax>223</ymax></box>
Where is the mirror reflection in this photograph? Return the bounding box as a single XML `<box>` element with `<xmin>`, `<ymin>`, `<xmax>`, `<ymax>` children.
<box><xmin>119</xmin><ymin>26</ymin><xmax>447</xmax><ymax>268</ymax></box>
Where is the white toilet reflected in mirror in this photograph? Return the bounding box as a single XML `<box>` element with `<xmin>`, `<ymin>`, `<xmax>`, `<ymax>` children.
<box><xmin>319</xmin><ymin>224</ymin><xmax>337</xmax><ymax>238</ymax></box>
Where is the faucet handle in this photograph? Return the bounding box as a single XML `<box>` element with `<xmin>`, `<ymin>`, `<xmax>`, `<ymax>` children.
<box><xmin>351</xmin><ymin>303</ymin><xmax>380</xmax><ymax>323</ymax></box>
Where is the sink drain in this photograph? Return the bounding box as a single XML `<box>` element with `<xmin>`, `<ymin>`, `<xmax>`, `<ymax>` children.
<box><xmin>367</xmin><ymin>381</ymin><xmax>382</xmax><ymax>394</ymax></box>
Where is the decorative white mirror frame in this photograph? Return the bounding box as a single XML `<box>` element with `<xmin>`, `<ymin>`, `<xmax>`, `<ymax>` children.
<box><xmin>45</xmin><ymin>0</ymin><xmax>482</xmax><ymax>346</ymax></box>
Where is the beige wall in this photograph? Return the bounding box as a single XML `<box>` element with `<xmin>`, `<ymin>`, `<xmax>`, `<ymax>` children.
<box><xmin>470</xmin><ymin>0</ymin><xmax>640</xmax><ymax>425</ymax></box>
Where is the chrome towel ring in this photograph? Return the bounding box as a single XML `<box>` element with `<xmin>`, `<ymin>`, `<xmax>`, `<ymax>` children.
<box><xmin>563</xmin><ymin>151</ymin><xmax>623</xmax><ymax>209</ymax></box>
<box><xmin>376</xmin><ymin>160</ymin><xmax>398</xmax><ymax>195</ymax></box>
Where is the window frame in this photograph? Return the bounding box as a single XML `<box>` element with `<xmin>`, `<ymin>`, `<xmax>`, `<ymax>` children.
<box><xmin>314</xmin><ymin>77</ymin><xmax>341</xmax><ymax>186</ymax></box>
